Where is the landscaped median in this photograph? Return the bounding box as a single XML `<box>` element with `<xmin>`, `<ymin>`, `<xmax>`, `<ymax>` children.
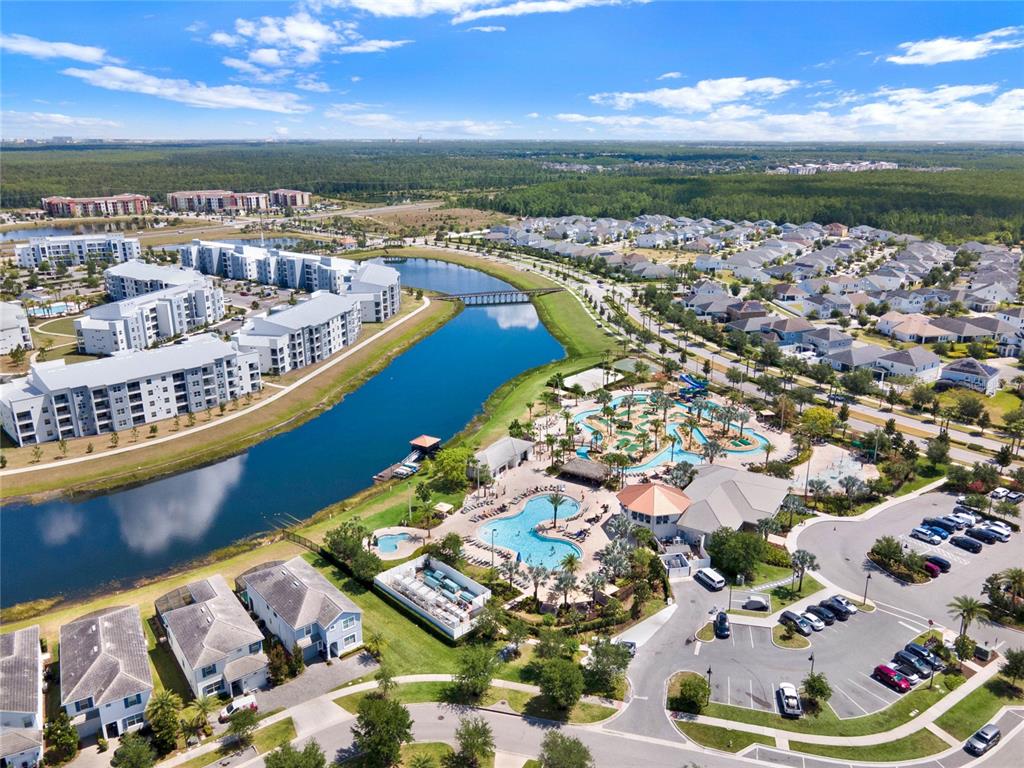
<box><xmin>788</xmin><ymin>729</ymin><xmax>949</xmax><ymax>762</ymax></box>
<box><xmin>675</xmin><ymin>721</ymin><xmax>776</xmax><ymax>752</ymax></box>
<box><xmin>174</xmin><ymin>717</ymin><xmax>296</xmax><ymax>768</ymax></box>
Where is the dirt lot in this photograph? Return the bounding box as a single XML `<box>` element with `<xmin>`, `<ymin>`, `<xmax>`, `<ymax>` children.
<box><xmin>354</xmin><ymin>205</ymin><xmax>509</xmax><ymax>235</ymax></box>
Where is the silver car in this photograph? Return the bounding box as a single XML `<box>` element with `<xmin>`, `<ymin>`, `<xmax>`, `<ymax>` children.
<box><xmin>966</xmin><ymin>724</ymin><xmax>1001</xmax><ymax>755</ymax></box>
<box><xmin>801</xmin><ymin>612</ymin><xmax>825</xmax><ymax>631</ymax></box>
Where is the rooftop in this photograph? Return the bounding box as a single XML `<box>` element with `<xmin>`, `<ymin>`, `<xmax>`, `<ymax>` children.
<box><xmin>0</xmin><ymin>625</ymin><xmax>40</xmax><ymax>715</ymax></box>
<box><xmin>59</xmin><ymin>606</ymin><xmax>152</xmax><ymax>707</ymax></box>
<box><xmin>240</xmin><ymin>556</ymin><xmax>360</xmax><ymax>630</ymax></box>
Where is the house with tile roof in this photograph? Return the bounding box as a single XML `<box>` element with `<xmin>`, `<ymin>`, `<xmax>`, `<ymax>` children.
<box><xmin>157</xmin><ymin>575</ymin><xmax>268</xmax><ymax>698</ymax></box>
<box><xmin>239</xmin><ymin>557</ymin><xmax>362</xmax><ymax>663</ymax></box>
<box><xmin>1</xmin><ymin>626</ymin><xmax>43</xmax><ymax>768</ymax></box>
<box><xmin>59</xmin><ymin>606</ymin><xmax>152</xmax><ymax>739</ymax></box>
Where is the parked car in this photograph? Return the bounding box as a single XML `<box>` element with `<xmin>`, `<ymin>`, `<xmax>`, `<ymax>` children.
<box><xmin>990</xmin><ymin>488</ymin><xmax>1009</xmax><ymax>500</ymax></box>
<box><xmin>1006</xmin><ymin>491</ymin><xmax>1023</xmax><ymax>503</ymax></box>
<box><xmin>743</xmin><ymin>595</ymin><xmax>770</xmax><ymax>611</ymax></box>
<box><xmin>924</xmin><ymin>525</ymin><xmax>950</xmax><ymax>540</ymax></box>
<box><xmin>905</xmin><ymin>642</ymin><xmax>944</xmax><ymax>670</ymax></box>
<box><xmin>983</xmin><ymin>519</ymin><xmax>1012</xmax><ymax>536</ymax></box>
<box><xmin>923</xmin><ymin>517</ymin><xmax>957</xmax><ymax>534</ymax></box>
<box><xmin>219</xmin><ymin>695</ymin><xmax>258</xmax><ymax>723</ymax></box>
<box><xmin>911</xmin><ymin>527</ymin><xmax>942</xmax><ymax>545</ymax></box>
<box><xmin>951</xmin><ymin>535</ymin><xmax>983</xmax><ymax>554</ymax></box>
<box><xmin>714</xmin><ymin>611</ymin><xmax>731</xmax><ymax>639</ymax></box>
<box><xmin>953</xmin><ymin>507</ymin><xmax>980</xmax><ymax>522</ymax></box>
<box><xmin>780</xmin><ymin>610</ymin><xmax>813</xmax><ymax>637</ymax></box>
<box><xmin>925</xmin><ymin>554</ymin><xmax>952</xmax><ymax>573</ymax></box>
<box><xmin>955</xmin><ymin>497</ymin><xmax>982</xmax><ymax>513</ymax></box>
<box><xmin>923</xmin><ymin>561</ymin><xmax>941</xmax><ymax>578</ymax></box>
<box><xmin>827</xmin><ymin>595</ymin><xmax>858</xmax><ymax>616</ymax></box>
<box><xmin>614</xmin><ymin>640</ymin><xmax>637</xmax><ymax>658</ymax></box>
<box><xmin>950</xmin><ymin>512</ymin><xmax>977</xmax><ymax>527</ymax></box>
<box><xmin>967</xmin><ymin>527</ymin><xmax>999</xmax><ymax>544</ymax></box>
<box><xmin>941</xmin><ymin>515</ymin><xmax>967</xmax><ymax>530</ymax></box>
<box><xmin>801</xmin><ymin>612</ymin><xmax>825</xmax><ymax>631</ymax></box>
<box><xmin>965</xmin><ymin>724</ymin><xmax>1001</xmax><ymax>755</ymax></box>
<box><xmin>894</xmin><ymin>650</ymin><xmax>932</xmax><ymax>679</ymax></box>
<box><xmin>873</xmin><ymin>664</ymin><xmax>911</xmax><ymax>693</ymax></box>
<box><xmin>805</xmin><ymin>604</ymin><xmax>836</xmax><ymax>626</ymax></box>
<box><xmin>980</xmin><ymin>524</ymin><xmax>1011</xmax><ymax>542</ymax></box>
<box><xmin>892</xmin><ymin>661</ymin><xmax>922</xmax><ymax>685</ymax></box>
<box><xmin>777</xmin><ymin>682</ymin><xmax>803</xmax><ymax>718</ymax></box>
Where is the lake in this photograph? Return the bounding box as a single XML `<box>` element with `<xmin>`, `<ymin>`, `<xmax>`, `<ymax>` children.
<box><xmin>0</xmin><ymin>258</ymin><xmax>564</xmax><ymax>606</ymax></box>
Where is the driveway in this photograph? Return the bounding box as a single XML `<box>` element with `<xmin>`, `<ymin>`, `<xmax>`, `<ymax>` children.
<box><xmin>798</xmin><ymin>492</ymin><xmax>1024</xmax><ymax>648</ymax></box>
<box><xmin>255</xmin><ymin>651</ymin><xmax>377</xmax><ymax>712</ymax></box>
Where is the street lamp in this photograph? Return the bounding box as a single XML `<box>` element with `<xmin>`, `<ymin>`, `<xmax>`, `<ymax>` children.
<box><xmin>863</xmin><ymin>572</ymin><xmax>872</xmax><ymax>607</ymax></box>
<box><xmin>808</xmin><ymin>652</ymin><xmax>815</xmax><ymax>676</ymax></box>
<box><xmin>706</xmin><ymin>666</ymin><xmax>713</xmax><ymax>705</ymax></box>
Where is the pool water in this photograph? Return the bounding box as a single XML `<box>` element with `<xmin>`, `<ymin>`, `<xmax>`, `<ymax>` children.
<box><xmin>29</xmin><ymin>302</ymin><xmax>71</xmax><ymax>317</ymax></box>
<box><xmin>479</xmin><ymin>495</ymin><xmax>582</xmax><ymax>569</ymax></box>
<box><xmin>376</xmin><ymin>532</ymin><xmax>412</xmax><ymax>553</ymax></box>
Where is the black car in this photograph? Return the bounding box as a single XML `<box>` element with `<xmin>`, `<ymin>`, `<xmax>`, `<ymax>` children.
<box><xmin>925</xmin><ymin>554</ymin><xmax>952</xmax><ymax>573</ymax></box>
<box><xmin>951</xmin><ymin>535</ymin><xmax>983</xmax><ymax>553</ymax></box>
<box><xmin>805</xmin><ymin>604</ymin><xmax>836</xmax><ymax>626</ymax></box>
<box><xmin>923</xmin><ymin>516</ymin><xmax>958</xmax><ymax>534</ymax></box>
<box><xmin>823</xmin><ymin>597</ymin><xmax>853</xmax><ymax>619</ymax></box>
<box><xmin>714</xmin><ymin>611</ymin><xmax>731</xmax><ymax>639</ymax></box>
<box><xmin>894</xmin><ymin>650</ymin><xmax>932</xmax><ymax>678</ymax></box>
<box><xmin>967</xmin><ymin>526</ymin><xmax>999</xmax><ymax>544</ymax></box>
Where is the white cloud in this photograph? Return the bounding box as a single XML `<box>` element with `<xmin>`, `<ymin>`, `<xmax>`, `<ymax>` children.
<box><xmin>2</xmin><ymin>110</ymin><xmax>121</xmax><ymax>129</ymax></box>
<box><xmin>185</xmin><ymin>21</ymin><xmax>207</xmax><ymax>34</ymax></box>
<box><xmin>340</xmin><ymin>39</ymin><xmax>414</xmax><ymax>53</ymax></box>
<box><xmin>351</xmin><ymin>75</ymin><xmax>362</xmax><ymax>82</ymax></box>
<box><xmin>556</xmin><ymin>83</ymin><xmax>1024</xmax><ymax>141</ymax></box>
<box><xmin>453</xmin><ymin>0</ymin><xmax>629</xmax><ymax>24</ymax></box>
<box><xmin>0</xmin><ymin>32</ymin><xmax>110</xmax><ymax>63</ymax></box>
<box><xmin>275</xmin><ymin>126</ymin><xmax>290</xmax><ymax>135</ymax></box>
<box><xmin>656</xmin><ymin>71</ymin><xmax>681</xmax><ymax>80</ymax></box>
<box><xmin>62</xmin><ymin>65</ymin><xmax>310</xmax><ymax>113</ymax></box>
<box><xmin>468</xmin><ymin>26</ymin><xmax>506</xmax><ymax>32</ymax></box>
<box><xmin>296</xmin><ymin>76</ymin><xmax>331</xmax><ymax>92</ymax></box>
<box><xmin>887</xmin><ymin>26</ymin><xmax>1024</xmax><ymax>65</ymax></box>
<box><xmin>526</xmin><ymin>111</ymin><xmax>540</xmax><ymax>118</ymax></box>
<box><xmin>249</xmin><ymin>47</ymin><xmax>285</xmax><ymax>66</ymax></box>
<box><xmin>324</xmin><ymin>106</ymin><xmax>506</xmax><ymax>137</ymax></box>
<box><xmin>590</xmin><ymin>76</ymin><xmax>800</xmax><ymax>112</ymax></box>
<box><xmin>210</xmin><ymin>31</ymin><xmax>243</xmax><ymax>47</ymax></box>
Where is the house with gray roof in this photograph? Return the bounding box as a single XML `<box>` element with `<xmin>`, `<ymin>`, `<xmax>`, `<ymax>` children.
<box><xmin>674</xmin><ymin>465</ymin><xmax>792</xmax><ymax>541</ymax></box>
<box><xmin>826</xmin><ymin>344</ymin><xmax>886</xmax><ymax>372</ymax></box>
<box><xmin>1</xmin><ymin>626</ymin><xmax>43</xmax><ymax>768</ymax></box>
<box><xmin>875</xmin><ymin>347</ymin><xmax>942</xmax><ymax>381</ymax></box>
<box><xmin>157</xmin><ymin>575</ymin><xmax>268</xmax><ymax>698</ymax></box>
<box><xmin>940</xmin><ymin>358</ymin><xmax>1000</xmax><ymax>396</ymax></box>
<box><xmin>59</xmin><ymin>606</ymin><xmax>152</xmax><ymax>739</ymax></box>
<box><xmin>803</xmin><ymin>327</ymin><xmax>854</xmax><ymax>356</ymax></box>
<box><xmin>239</xmin><ymin>557</ymin><xmax>362</xmax><ymax>662</ymax></box>
<box><xmin>472</xmin><ymin>436</ymin><xmax>534</xmax><ymax>479</ymax></box>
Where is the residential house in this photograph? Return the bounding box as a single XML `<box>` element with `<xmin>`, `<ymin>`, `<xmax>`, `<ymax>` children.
<box><xmin>826</xmin><ymin>344</ymin><xmax>886</xmax><ymax>372</ymax></box>
<box><xmin>803</xmin><ymin>327</ymin><xmax>853</xmax><ymax>356</ymax></box>
<box><xmin>725</xmin><ymin>301</ymin><xmax>768</xmax><ymax>322</ymax></box>
<box><xmin>239</xmin><ymin>557</ymin><xmax>362</xmax><ymax>662</ymax></box>
<box><xmin>772</xmin><ymin>284</ymin><xmax>808</xmax><ymax>302</ymax></box>
<box><xmin>59</xmin><ymin>606</ymin><xmax>152</xmax><ymax>739</ymax></box>
<box><xmin>761</xmin><ymin>317</ymin><xmax>814</xmax><ymax>346</ymax></box>
<box><xmin>1</xmin><ymin>626</ymin><xmax>43</xmax><ymax>768</ymax></box>
<box><xmin>157</xmin><ymin>575</ymin><xmax>268</xmax><ymax>698</ymax></box>
<box><xmin>940</xmin><ymin>358</ymin><xmax>1000</xmax><ymax>396</ymax></box>
<box><xmin>471</xmin><ymin>436</ymin><xmax>534</xmax><ymax>479</ymax></box>
<box><xmin>875</xmin><ymin>347</ymin><xmax>942</xmax><ymax>381</ymax></box>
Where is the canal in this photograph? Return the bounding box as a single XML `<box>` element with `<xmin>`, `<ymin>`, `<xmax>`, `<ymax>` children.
<box><xmin>0</xmin><ymin>258</ymin><xmax>564</xmax><ymax>607</ymax></box>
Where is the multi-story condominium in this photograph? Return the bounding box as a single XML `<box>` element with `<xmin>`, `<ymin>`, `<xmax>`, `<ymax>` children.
<box><xmin>76</xmin><ymin>279</ymin><xmax>226</xmax><ymax>355</ymax></box>
<box><xmin>166</xmin><ymin>190</ymin><xmax>269</xmax><ymax>213</ymax></box>
<box><xmin>239</xmin><ymin>556</ymin><xmax>363</xmax><ymax>662</ymax></box>
<box><xmin>1</xmin><ymin>626</ymin><xmax>44</xmax><ymax>768</ymax></box>
<box><xmin>157</xmin><ymin>575</ymin><xmax>268</xmax><ymax>698</ymax></box>
<box><xmin>40</xmin><ymin>194</ymin><xmax>150</xmax><ymax>218</ymax></box>
<box><xmin>15</xmin><ymin>234</ymin><xmax>142</xmax><ymax>268</ymax></box>
<box><xmin>234</xmin><ymin>292</ymin><xmax>360</xmax><ymax>374</ymax></box>
<box><xmin>0</xmin><ymin>302</ymin><xmax>33</xmax><ymax>355</ymax></box>
<box><xmin>60</xmin><ymin>606</ymin><xmax>152</xmax><ymax>739</ymax></box>
<box><xmin>0</xmin><ymin>334</ymin><xmax>262</xmax><ymax>446</ymax></box>
<box><xmin>104</xmin><ymin>261</ymin><xmax>206</xmax><ymax>301</ymax></box>
<box><xmin>269</xmin><ymin>189</ymin><xmax>312</xmax><ymax>208</ymax></box>
<box><xmin>181</xmin><ymin>240</ymin><xmax>401</xmax><ymax>322</ymax></box>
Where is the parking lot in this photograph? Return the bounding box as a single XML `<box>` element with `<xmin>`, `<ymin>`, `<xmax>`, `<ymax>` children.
<box><xmin>693</xmin><ymin>606</ymin><xmax>930</xmax><ymax>718</ymax></box>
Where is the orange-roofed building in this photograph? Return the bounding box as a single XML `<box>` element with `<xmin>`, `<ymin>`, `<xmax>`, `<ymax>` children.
<box><xmin>616</xmin><ymin>483</ymin><xmax>691</xmax><ymax>538</ymax></box>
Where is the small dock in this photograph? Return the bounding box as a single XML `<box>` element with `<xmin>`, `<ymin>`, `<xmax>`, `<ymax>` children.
<box><xmin>373</xmin><ymin>434</ymin><xmax>442</xmax><ymax>482</ymax></box>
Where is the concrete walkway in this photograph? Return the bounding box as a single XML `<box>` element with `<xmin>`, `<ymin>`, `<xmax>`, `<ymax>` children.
<box><xmin>1</xmin><ymin>296</ymin><xmax>433</xmax><ymax>477</ymax></box>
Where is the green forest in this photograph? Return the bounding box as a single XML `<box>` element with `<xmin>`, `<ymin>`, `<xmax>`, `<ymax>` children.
<box><xmin>461</xmin><ymin>170</ymin><xmax>1024</xmax><ymax>242</ymax></box>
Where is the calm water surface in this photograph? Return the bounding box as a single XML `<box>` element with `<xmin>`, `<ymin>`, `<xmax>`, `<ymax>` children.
<box><xmin>0</xmin><ymin>259</ymin><xmax>563</xmax><ymax>606</ymax></box>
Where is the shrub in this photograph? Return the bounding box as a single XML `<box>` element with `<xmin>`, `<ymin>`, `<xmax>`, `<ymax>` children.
<box><xmin>669</xmin><ymin>674</ymin><xmax>709</xmax><ymax>714</ymax></box>
<box><xmin>760</xmin><ymin>545</ymin><xmax>792</xmax><ymax>568</ymax></box>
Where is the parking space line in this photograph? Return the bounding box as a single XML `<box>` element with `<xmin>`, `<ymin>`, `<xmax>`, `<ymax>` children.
<box><xmin>726</xmin><ymin>676</ymin><xmax>731</xmax><ymax>705</ymax></box>
<box><xmin>693</xmin><ymin>640</ymin><xmax>701</xmax><ymax>656</ymax></box>
<box><xmin>749</xmin><ymin>680</ymin><xmax>754</xmax><ymax>707</ymax></box>
<box><xmin>832</xmin><ymin>684</ymin><xmax>870</xmax><ymax>715</ymax></box>
<box><xmin>851</xmin><ymin>674</ymin><xmax>897</xmax><ymax>705</ymax></box>
<box><xmin>749</xmin><ymin>626</ymin><xmax>756</xmax><ymax>648</ymax></box>
<box><xmin>898</xmin><ymin>619</ymin><xmax>927</xmax><ymax>633</ymax></box>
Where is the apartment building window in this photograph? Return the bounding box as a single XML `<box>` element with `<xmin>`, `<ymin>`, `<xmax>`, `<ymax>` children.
<box><xmin>342</xmin><ymin>616</ymin><xmax>355</xmax><ymax>630</ymax></box>
<box><xmin>74</xmin><ymin>697</ymin><xmax>94</xmax><ymax>712</ymax></box>
<box><xmin>343</xmin><ymin>634</ymin><xmax>357</xmax><ymax>647</ymax></box>
<box><xmin>200</xmin><ymin>664</ymin><xmax>218</xmax><ymax>678</ymax></box>
<box><xmin>123</xmin><ymin>693</ymin><xmax>143</xmax><ymax>708</ymax></box>
<box><xmin>123</xmin><ymin>713</ymin><xmax>144</xmax><ymax>729</ymax></box>
<box><xmin>249</xmin><ymin>641</ymin><xmax>262</xmax><ymax>654</ymax></box>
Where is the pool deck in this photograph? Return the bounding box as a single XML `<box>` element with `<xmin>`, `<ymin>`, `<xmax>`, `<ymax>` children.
<box><xmin>793</xmin><ymin>442</ymin><xmax>879</xmax><ymax>490</ymax></box>
<box><xmin>372</xmin><ymin>526</ymin><xmax>427</xmax><ymax>560</ymax></box>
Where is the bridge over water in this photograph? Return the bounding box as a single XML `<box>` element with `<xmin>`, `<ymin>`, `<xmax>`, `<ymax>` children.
<box><xmin>437</xmin><ymin>287</ymin><xmax>562</xmax><ymax>306</ymax></box>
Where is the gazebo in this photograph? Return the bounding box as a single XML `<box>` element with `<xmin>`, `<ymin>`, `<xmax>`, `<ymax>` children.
<box><xmin>558</xmin><ymin>457</ymin><xmax>611</xmax><ymax>485</ymax></box>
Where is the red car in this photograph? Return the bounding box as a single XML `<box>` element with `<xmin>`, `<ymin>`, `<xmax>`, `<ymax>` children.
<box><xmin>873</xmin><ymin>664</ymin><xmax>911</xmax><ymax>692</ymax></box>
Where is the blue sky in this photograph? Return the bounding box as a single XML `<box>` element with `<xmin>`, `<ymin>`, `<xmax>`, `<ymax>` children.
<box><xmin>2</xmin><ymin>1</ymin><xmax>1022</xmax><ymax>141</ymax></box>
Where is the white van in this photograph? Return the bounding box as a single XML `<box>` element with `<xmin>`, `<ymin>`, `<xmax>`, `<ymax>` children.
<box><xmin>695</xmin><ymin>567</ymin><xmax>726</xmax><ymax>591</ymax></box>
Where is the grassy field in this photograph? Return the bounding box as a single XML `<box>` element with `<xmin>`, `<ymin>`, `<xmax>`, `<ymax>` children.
<box><xmin>789</xmin><ymin>729</ymin><xmax>948</xmax><ymax>761</ymax></box>
<box><xmin>748</xmin><ymin>562</ymin><xmax>793</xmax><ymax>587</ymax></box>
<box><xmin>934</xmin><ymin>675</ymin><xmax>1024</xmax><ymax>740</ymax></box>
<box><xmin>702</xmin><ymin>672</ymin><xmax>966</xmax><ymax>737</ymax></box>
<box><xmin>342</xmin><ymin>742</ymin><xmax>494</xmax><ymax>768</ymax></box>
<box><xmin>0</xmin><ymin>296</ymin><xmax>455</xmax><ymax>497</ymax></box>
<box><xmin>676</xmin><ymin>721</ymin><xmax>775</xmax><ymax>752</ymax></box>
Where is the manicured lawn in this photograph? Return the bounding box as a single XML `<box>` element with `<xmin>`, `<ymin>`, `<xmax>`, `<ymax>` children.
<box><xmin>335</xmin><ymin>681</ymin><xmax>451</xmax><ymax>714</ymax></box>
<box><xmin>676</xmin><ymin>721</ymin><xmax>775</xmax><ymax>752</ymax></box>
<box><xmin>344</xmin><ymin>742</ymin><xmax>494</xmax><ymax>768</ymax></box>
<box><xmin>703</xmin><ymin>672</ymin><xmax>966</xmax><ymax>737</ymax></box>
<box><xmin>772</xmin><ymin>625</ymin><xmax>810</xmax><ymax>649</ymax></box>
<box><xmin>252</xmin><ymin>718</ymin><xmax>297</xmax><ymax>754</ymax></box>
<box><xmin>935</xmin><ymin>676</ymin><xmax>1024</xmax><ymax>740</ymax></box>
<box><xmin>748</xmin><ymin>562</ymin><xmax>793</xmax><ymax>588</ymax></box>
<box><xmin>789</xmin><ymin>729</ymin><xmax>948</xmax><ymax>761</ymax></box>
<box><xmin>729</xmin><ymin>575</ymin><xmax>823</xmax><ymax>617</ymax></box>
<box><xmin>696</xmin><ymin>622</ymin><xmax>715</xmax><ymax>642</ymax></box>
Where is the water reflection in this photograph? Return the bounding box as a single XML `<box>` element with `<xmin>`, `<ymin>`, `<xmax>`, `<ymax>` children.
<box><xmin>484</xmin><ymin>304</ymin><xmax>540</xmax><ymax>331</ymax></box>
<box><xmin>40</xmin><ymin>507</ymin><xmax>84</xmax><ymax>546</ymax></box>
<box><xmin>110</xmin><ymin>455</ymin><xmax>247</xmax><ymax>554</ymax></box>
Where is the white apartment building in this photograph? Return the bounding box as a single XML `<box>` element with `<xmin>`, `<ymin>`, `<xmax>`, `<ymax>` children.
<box><xmin>181</xmin><ymin>240</ymin><xmax>401</xmax><ymax>322</ymax></box>
<box><xmin>76</xmin><ymin>280</ymin><xmax>225</xmax><ymax>356</ymax></box>
<box><xmin>104</xmin><ymin>261</ymin><xmax>207</xmax><ymax>301</ymax></box>
<box><xmin>166</xmin><ymin>190</ymin><xmax>269</xmax><ymax>213</ymax></box>
<box><xmin>0</xmin><ymin>334</ymin><xmax>261</xmax><ymax>446</ymax></box>
<box><xmin>1</xmin><ymin>626</ymin><xmax>44</xmax><ymax>768</ymax></box>
<box><xmin>234</xmin><ymin>292</ymin><xmax>360</xmax><ymax>374</ymax></box>
<box><xmin>0</xmin><ymin>302</ymin><xmax>33</xmax><ymax>355</ymax></box>
<box><xmin>15</xmin><ymin>234</ymin><xmax>142</xmax><ymax>269</ymax></box>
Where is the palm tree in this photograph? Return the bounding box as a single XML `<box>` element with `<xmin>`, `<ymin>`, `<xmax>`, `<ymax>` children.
<box><xmin>560</xmin><ymin>552</ymin><xmax>580</xmax><ymax>575</ymax></box>
<box><xmin>736</xmin><ymin>409</ymin><xmax>751</xmax><ymax>438</ymax></box>
<box><xmin>526</xmin><ymin>564</ymin><xmax>550</xmax><ymax>601</ymax></box>
<box><xmin>701</xmin><ymin>440</ymin><xmax>725</xmax><ymax>465</ymax></box>
<box><xmin>547</xmin><ymin>492</ymin><xmax>567</xmax><ymax>529</ymax></box>
<box><xmin>762</xmin><ymin>441</ymin><xmax>775</xmax><ymax>468</ymax></box>
<box><xmin>683</xmin><ymin>416</ymin><xmax>699</xmax><ymax>448</ymax></box>
<box><xmin>1001</xmin><ymin>567</ymin><xmax>1024</xmax><ymax>601</ymax></box>
<box><xmin>870</xmin><ymin>535</ymin><xmax>903</xmax><ymax>564</ymax></box>
<box><xmin>583</xmin><ymin>572</ymin><xmax>607</xmax><ymax>605</ymax></box>
<box><xmin>756</xmin><ymin>516</ymin><xmax>781</xmax><ymax>541</ymax></box>
<box><xmin>145</xmin><ymin>689</ymin><xmax>182</xmax><ymax>733</ymax></box>
<box><xmin>947</xmin><ymin>595</ymin><xmax>984</xmax><ymax>637</ymax></box>
<box><xmin>622</xmin><ymin>394</ymin><xmax>637</xmax><ymax>422</ymax></box>
<box><xmin>554</xmin><ymin>570</ymin><xmax>577</xmax><ymax>609</ymax></box>
<box><xmin>499</xmin><ymin>558</ymin><xmax>520</xmax><ymax>589</ymax></box>
<box><xmin>790</xmin><ymin>549</ymin><xmax>818</xmax><ymax>591</ymax></box>
<box><xmin>606</xmin><ymin>512</ymin><xmax>634</xmax><ymax>541</ymax></box>
<box><xmin>192</xmin><ymin>696</ymin><xmax>217</xmax><ymax>729</ymax></box>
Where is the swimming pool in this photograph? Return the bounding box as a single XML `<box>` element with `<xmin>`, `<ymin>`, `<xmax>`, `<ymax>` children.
<box><xmin>29</xmin><ymin>302</ymin><xmax>71</xmax><ymax>317</ymax></box>
<box><xmin>478</xmin><ymin>495</ymin><xmax>582</xmax><ymax>569</ymax></box>
<box><xmin>376</xmin><ymin>532</ymin><xmax>412</xmax><ymax>553</ymax></box>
